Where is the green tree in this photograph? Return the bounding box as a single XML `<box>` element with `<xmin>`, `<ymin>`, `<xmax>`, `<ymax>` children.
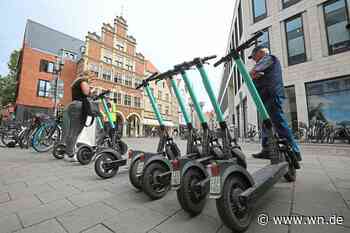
<box><xmin>0</xmin><ymin>50</ymin><xmax>19</xmax><ymax>106</ymax></box>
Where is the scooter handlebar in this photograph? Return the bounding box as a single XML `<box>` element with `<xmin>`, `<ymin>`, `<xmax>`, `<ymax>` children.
<box><xmin>93</xmin><ymin>90</ymin><xmax>111</xmax><ymax>100</ymax></box>
<box><xmin>214</xmin><ymin>31</ymin><xmax>264</xmax><ymax>67</ymax></box>
<box><xmin>135</xmin><ymin>72</ymin><xmax>159</xmax><ymax>89</ymax></box>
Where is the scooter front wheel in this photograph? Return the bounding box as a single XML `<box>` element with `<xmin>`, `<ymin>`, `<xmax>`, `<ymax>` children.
<box><xmin>142</xmin><ymin>162</ymin><xmax>170</xmax><ymax>200</ymax></box>
<box><xmin>77</xmin><ymin>146</ymin><xmax>94</xmax><ymax>165</ymax></box>
<box><xmin>177</xmin><ymin>167</ymin><xmax>208</xmax><ymax>216</ymax></box>
<box><xmin>94</xmin><ymin>153</ymin><xmax>119</xmax><ymax>179</ymax></box>
<box><xmin>52</xmin><ymin>144</ymin><xmax>65</xmax><ymax>159</ymax></box>
<box><xmin>216</xmin><ymin>175</ymin><xmax>252</xmax><ymax>232</ymax></box>
<box><xmin>129</xmin><ymin>157</ymin><xmax>142</xmax><ymax>190</ymax></box>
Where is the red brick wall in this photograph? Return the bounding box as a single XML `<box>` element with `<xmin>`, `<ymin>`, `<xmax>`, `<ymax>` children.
<box><xmin>16</xmin><ymin>46</ymin><xmax>77</xmax><ymax>108</ymax></box>
<box><xmin>87</xmin><ymin>39</ymin><xmax>101</xmax><ymax>60</ymax></box>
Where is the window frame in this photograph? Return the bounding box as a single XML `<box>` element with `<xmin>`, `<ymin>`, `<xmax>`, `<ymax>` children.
<box><xmin>282</xmin><ymin>0</ymin><xmax>301</xmax><ymax>9</ymax></box>
<box><xmin>39</xmin><ymin>60</ymin><xmax>54</xmax><ymax>73</ymax></box>
<box><xmin>252</xmin><ymin>0</ymin><xmax>268</xmax><ymax>23</ymax></box>
<box><xmin>323</xmin><ymin>0</ymin><xmax>350</xmax><ymax>55</ymax></box>
<box><xmin>37</xmin><ymin>79</ymin><xmax>50</xmax><ymax>98</ymax></box>
<box><xmin>284</xmin><ymin>14</ymin><xmax>307</xmax><ymax>66</ymax></box>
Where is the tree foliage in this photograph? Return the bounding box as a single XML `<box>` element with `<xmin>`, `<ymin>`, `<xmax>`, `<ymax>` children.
<box><xmin>0</xmin><ymin>50</ymin><xmax>19</xmax><ymax>107</ymax></box>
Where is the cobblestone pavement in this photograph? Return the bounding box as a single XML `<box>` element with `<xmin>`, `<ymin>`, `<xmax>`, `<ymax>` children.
<box><xmin>0</xmin><ymin>138</ymin><xmax>349</xmax><ymax>233</ymax></box>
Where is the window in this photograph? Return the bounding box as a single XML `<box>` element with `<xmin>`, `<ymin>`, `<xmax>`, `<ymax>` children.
<box><xmin>134</xmin><ymin>97</ymin><xmax>141</xmax><ymax>108</ymax></box>
<box><xmin>37</xmin><ymin>80</ymin><xmax>50</xmax><ymax>97</ymax></box>
<box><xmin>102</xmin><ymin>69</ymin><xmax>112</xmax><ymax>81</ymax></box>
<box><xmin>282</xmin><ymin>0</ymin><xmax>301</xmax><ymax>9</ymax></box>
<box><xmin>103</xmin><ymin>56</ymin><xmax>112</xmax><ymax>64</ymax></box>
<box><xmin>40</xmin><ymin>60</ymin><xmax>54</xmax><ymax>73</ymax></box>
<box><xmin>238</xmin><ymin>3</ymin><xmax>243</xmax><ymax>39</ymax></box>
<box><xmin>305</xmin><ymin>76</ymin><xmax>350</xmax><ymax>125</ymax></box>
<box><xmin>258</xmin><ymin>28</ymin><xmax>270</xmax><ymax>49</ymax></box>
<box><xmin>114</xmin><ymin>92</ymin><xmax>122</xmax><ymax>105</ymax></box>
<box><xmin>252</xmin><ymin>0</ymin><xmax>267</xmax><ymax>23</ymax></box>
<box><xmin>285</xmin><ymin>14</ymin><xmax>307</xmax><ymax>65</ymax></box>
<box><xmin>125</xmin><ymin>59</ymin><xmax>133</xmax><ymax>71</ymax></box>
<box><xmin>89</xmin><ymin>63</ymin><xmax>99</xmax><ymax>77</ymax></box>
<box><xmin>124</xmin><ymin>95</ymin><xmax>132</xmax><ymax>106</ymax></box>
<box><xmin>134</xmin><ymin>79</ymin><xmax>142</xmax><ymax>88</ymax></box>
<box><xmin>63</xmin><ymin>50</ymin><xmax>77</xmax><ymax>60</ymax></box>
<box><xmin>283</xmin><ymin>86</ymin><xmax>298</xmax><ymax>132</ymax></box>
<box><xmin>234</xmin><ymin>20</ymin><xmax>239</xmax><ymax>47</ymax></box>
<box><xmin>115</xmin><ymin>40</ymin><xmax>124</xmax><ymax>51</ymax></box>
<box><xmin>124</xmin><ymin>75</ymin><xmax>133</xmax><ymax>87</ymax></box>
<box><xmin>114</xmin><ymin>72</ymin><xmax>123</xmax><ymax>84</ymax></box>
<box><xmin>115</xmin><ymin>56</ymin><xmax>123</xmax><ymax>67</ymax></box>
<box><xmin>324</xmin><ymin>0</ymin><xmax>350</xmax><ymax>55</ymax></box>
<box><xmin>158</xmin><ymin>90</ymin><xmax>162</xmax><ymax>100</ymax></box>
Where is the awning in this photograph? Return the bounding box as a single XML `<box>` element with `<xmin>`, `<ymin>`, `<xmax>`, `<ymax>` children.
<box><xmin>143</xmin><ymin>118</ymin><xmax>174</xmax><ymax>127</ymax></box>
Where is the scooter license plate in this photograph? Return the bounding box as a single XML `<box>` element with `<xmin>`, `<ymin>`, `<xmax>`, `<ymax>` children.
<box><xmin>136</xmin><ymin>161</ymin><xmax>144</xmax><ymax>175</ymax></box>
<box><xmin>210</xmin><ymin>176</ymin><xmax>221</xmax><ymax>195</ymax></box>
<box><xmin>171</xmin><ymin>170</ymin><xmax>180</xmax><ymax>186</ymax></box>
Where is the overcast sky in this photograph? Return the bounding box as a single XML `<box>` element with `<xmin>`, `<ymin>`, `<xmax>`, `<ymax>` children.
<box><xmin>0</xmin><ymin>0</ymin><xmax>235</xmax><ymax>110</ymax></box>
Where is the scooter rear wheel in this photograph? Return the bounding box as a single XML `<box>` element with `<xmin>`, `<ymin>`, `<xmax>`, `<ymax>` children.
<box><xmin>129</xmin><ymin>157</ymin><xmax>142</xmax><ymax>190</ymax></box>
<box><xmin>177</xmin><ymin>167</ymin><xmax>208</xmax><ymax>216</ymax></box>
<box><xmin>216</xmin><ymin>175</ymin><xmax>252</xmax><ymax>232</ymax></box>
<box><xmin>142</xmin><ymin>162</ymin><xmax>170</xmax><ymax>200</ymax></box>
<box><xmin>52</xmin><ymin>144</ymin><xmax>65</xmax><ymax>159</ymax></box>
<box><xmin>94</xmin><ymin>153</ymin><xmax>119</xmax><ymax>179</ymax></box>
<box><xmin>77</xmin><ymin>146</ymin><xmax>94</xmax><ymax>165</ymax></box>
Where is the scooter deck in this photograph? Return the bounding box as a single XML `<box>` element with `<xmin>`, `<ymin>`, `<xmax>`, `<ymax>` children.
<box><xmin>239</xmin><ymin>162</ymin><xmax>288</xmax><ymax>204</ymax></box>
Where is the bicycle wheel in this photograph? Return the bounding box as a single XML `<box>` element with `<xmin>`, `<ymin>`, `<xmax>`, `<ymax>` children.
<box><xmin>32</xmin><ymin>124</ymin><xmax>61</xmax><ymax>152</ymax></box>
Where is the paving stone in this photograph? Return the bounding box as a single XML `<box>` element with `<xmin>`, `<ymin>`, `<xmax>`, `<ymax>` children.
<box><xmin>290</xmin><ymin>220</ymin><xmax>350</xmax><ymax>233</ymax></box>
<box><xmin>0</xmin><ymin>214</ymin><xmax>22</xmax><ymax>233</ymax></box>
<box><xmin>293</xmin><ymin>201</ymin><xmax>350</xmax><ymax>227</ymax></box>
<box><xmin>103</xmin><ymin>207</ymin><xmax>167</xmax><ymax>233</ymax></box>
<box><xmin>35</xmin><ymin>186</ymin><xmax>81</xmax><ymax>203</ymax></box>
<box><xmin>17</xmin><ymin>199</ymin><xmax>76</xmax><ymax>227</ymax></box>
<box><xmin>57</xmin><ymin>202</ymin><xmax>119</xmax><ymax>233</ymax></box>
<box><xmin>102</xmin><ymin>191</ymin><xmax>150</xmax><ymax>212</ymax></box>
<box><xmin>155</xmin><ymin>210</ymin><xmax>221</xmax><ymax>233</ymax></box>
<box><xmin>12</xmin><ymin>219</ymin><xmax>66</xmax><ymax>233</ymax></box>
<box><xmin>143</xmin><ymin>191</ymin><xmax>181</xmax><ymax>216</ymax></box>
<box><xmin>81</xmin><ymin>224</ymin><xmax>114</xmax><ymax>233</ymax></box>
<box><xmin>8</xmin><ymin>183</ymin><xmax>55</xmax><ymax>200</ymax></box>
<box><xmin>66</xmin><ymin>190</ymin><xmax>114</xmax><ymax>207</ymax></box>
<box><xmin>0</xmin><ymin>196</ymin><xmax>42</xmax><ymax>216</ymax></box>
<box><xmin>0</xmin><ymin>182</ymin><xmax>27</xmax><ymax>192</ymax></box>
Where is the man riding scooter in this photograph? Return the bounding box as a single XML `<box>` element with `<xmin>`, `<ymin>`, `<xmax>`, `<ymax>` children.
<box><xmin>249</xmin><ymin>46</ymin><xmax>302</xmax><ymax>167</ymax></box>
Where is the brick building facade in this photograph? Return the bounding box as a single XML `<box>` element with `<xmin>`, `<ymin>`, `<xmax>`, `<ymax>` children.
<box><xmin>15</xmin><ymin>17</ymin><xmax>180</xmax><ymax>137</ymax></box>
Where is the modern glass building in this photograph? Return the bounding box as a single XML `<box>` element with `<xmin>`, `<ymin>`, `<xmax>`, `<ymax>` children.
<box><xmin>218</xmin><ymin>0</ymin><xmax>350</xmax><ymax>137</ymax></box>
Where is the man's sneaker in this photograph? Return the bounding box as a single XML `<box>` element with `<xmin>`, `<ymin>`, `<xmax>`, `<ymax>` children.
<box><xmin>64</xmin><ymin>154</ymin><xmax>77</xmax><ymax>162</ymax></box>
<box><xmin>252</xmin><ymin>150</ymin><xmax>272</xmax><ymax>159</ymax></box>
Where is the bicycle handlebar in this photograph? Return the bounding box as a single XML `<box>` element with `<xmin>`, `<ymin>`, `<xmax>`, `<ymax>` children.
<box><xmin>214</xmin><ymin>31</ymin><xmax>263</xmax><ymax>67</ymax></box>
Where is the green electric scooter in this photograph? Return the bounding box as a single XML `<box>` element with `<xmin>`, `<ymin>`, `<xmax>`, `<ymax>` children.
<box><xmin>167</xmin><ymin>56</ymin><xmax>246</xmax><ymax>216</ymax></box>
<box><xmin>203</xmin><ymin>32</ymin><xmax>298</xmax><ymax>232</ymax></box>
<box><xmin>127</xmin><ymin>72</ymin><xmax>181</xmax><ymax>199</ymax></box>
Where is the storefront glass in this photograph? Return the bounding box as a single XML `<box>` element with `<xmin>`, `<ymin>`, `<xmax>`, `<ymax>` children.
<box><xmin>306</xmin><ymin>76</ymin><xmax>350</xmax><ymax>125</ymax></box>
<box><xmin>284</xmin><ymin>86</ymin><xmax>298</xmax><ymax>131</ymax></box>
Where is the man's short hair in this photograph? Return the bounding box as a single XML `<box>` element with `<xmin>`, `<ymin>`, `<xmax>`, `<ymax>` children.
<box><xmin>248</xmin><ymin>45</ymin><xmax>269</xmax><ymax>59</ymax></box>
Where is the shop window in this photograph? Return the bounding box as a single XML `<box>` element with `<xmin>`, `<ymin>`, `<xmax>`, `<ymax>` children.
<box><xmin>284</xmin><ymin>85</ymin><xmax>298</xmax><ymax>132</ymax></box>
<box><xmin>306</xmin><ymin>76</ymin><xmax>350</xmax><ymax>125</ymax></box>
